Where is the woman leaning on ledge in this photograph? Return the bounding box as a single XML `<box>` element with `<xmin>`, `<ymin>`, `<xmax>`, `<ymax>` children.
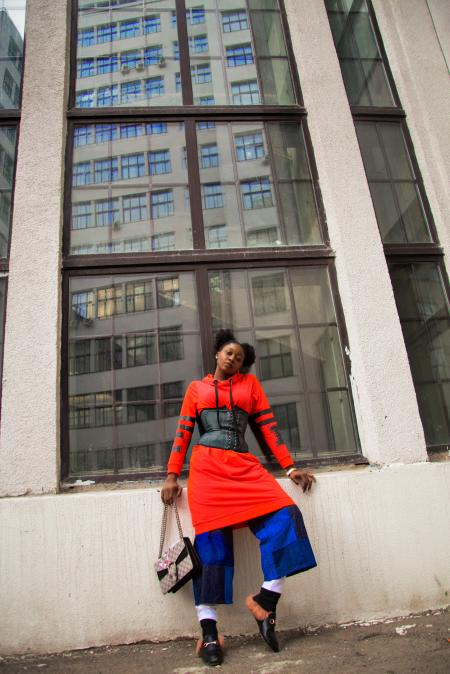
<box><xmin>161</xmin><ymin>329</ymin><xmax>317</xmax><ymax>666</ymax></box>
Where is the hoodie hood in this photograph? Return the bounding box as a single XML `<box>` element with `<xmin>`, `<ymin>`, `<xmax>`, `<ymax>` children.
<box><xmin>202</xmin><ymin>372</ymin><xmax>245</xmax><ymax>386</ymax></box>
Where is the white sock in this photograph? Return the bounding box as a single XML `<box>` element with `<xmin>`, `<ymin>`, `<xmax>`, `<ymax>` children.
<box><xmin>262</xmin><ymin>577</ymin><xmax>286</xmax><ymax>594</ymax></box>
<box><xmin>196</xmin><ymin>604</ymin><xmax>218</xmax><ymax>622</ymax></box>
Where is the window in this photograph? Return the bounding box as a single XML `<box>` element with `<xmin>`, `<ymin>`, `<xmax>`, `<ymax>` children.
<box><xmin>126</xmin><ymin>334</ymin><xmax>155</xmax><ymax>367</ymax></box>
<box><xmin>69</xmin><ymin>340</ymin><xmax>91</xmax><ymax>375</ymax></box>
<box><xmin>97</xmin><ymin>85</ymin><xmax>119</xmax><ymax>106</ymax></box>
<box><xmin>72</xmin><ymin>202</ymin><xmax>92</xmax><ymax>230</ymax></box>
<box><xmin>326</xmin><ymin>0</ymin><xmax>449</xmax><ymax>449</ymax></box>
<box><xmin>202</xmin><ymin>183</ymin><xmax>223</xmax><ymax>209</ymax></box>
<box><xmin>121</xmin><ymin>80</ymin><xmax>142</xmax><ymax>103</ymax></box>
<box><xmin>145</xmin><ymin>76</ymin><xmax>164</xmax><ymax>98</ymax></box>
<box><xmin>127</xmin><ymin>386</ymin><xmax>156</xmax><ymax>424</ymax></box>
<box><xmin>120</xmin><ymin>19</ymin><xmax>140</xmax><ymax>39</ymax></box>
<box><xmin>148</xmin><ymin>150</ymin><xmax>171</xmax><ymax>175</ymax></box>
<box><xmin>273</xmin><ymin>403</ymin><xmax>300</xmax><ymax>452</ymax></box>
<box><xmin>159</xmin><ymin>327</ymin><xmax>184</xmax><ymax>362</ymax></box>
<box><xmin>232</xmin><ymin>80</ymin><xmax>260</xmax><ymax>105</ymax></box>
<box><xmin>188</xmin><ymin>6</ymin><xmax>205</xmax><ymax>25</ymax></box>
<box><xmin>157</xmin><ymin>277</ymin><xmax>180</xmax><ymax>308</ymax></box>
<box><xmin>94</xmin><ymin>337</ymin><xmax>122</xmax><ymax>372</ymax></box>
<box><xmin>95</xmin><ymin>124</ymin><xmax>118</xmax><ymax>143</ymax></box>
<box><xmin>120</xmin><ymin>123</ymin><xmax>143</xmax><ymax>139</ymax></box>
<box><xmin>226</xmin><ymin>44</ymin><xmax>254</xmax><ymax>67</ymax></box>
<box><xmin>74</xmin><ymin>126</ymin><xmax>93</xmax><ymax>147</ymax></box>
<box><xmin>71</xmin><ymin>291</ymin><xmax>94</xmax><ymax>321</ymax></box>
<box><xmin>95</xmin><ymin>199</ymin><xmax>119</xmax><ymax>227</ymax></box>
<box><xmin>121</xmin><ymin>154</ymin><xmax>145</xmax><ymax>180</ymax></box>
<box><xmin>143</xmin><ymin>15</ymin><xmax>161</xmax><ymax>34</ymax></box>
<box><xmin>73</xmin><ymin>162</ymin><xmax>92</xmax><ymax>186</ymax></box>
<box><xmin>79</xmin><ymin>27</ymin><xmax>94</xmax><ymax>47</ymax></box>
<box><xmin>146</xmin><ymin>122</ymin><xmax>167</xmax><ymax>135</ymax></box>
<box><xmin>151</xmin><ymin>190</ymin><xmax>174</xmax><ymax>219</ymax></box>
<box><xmin>200</xmin><ymin>144</ymin><xmax>219</xmax><ymax>169</ymax></box>
<box><xmin>126</xmin><ymin>281</ymin><xmax>153</xmax><ymax>313</ymax></box>
<box><xmin>152</xmin><ymin>232</ymin><xmax>175</xmax><ymax>251</ymax></box>
<box><xmin>207</xmin><ymin>224</ymin><xmax>227</xmax><ymax>249</ymax></box>
<box><xmin>191</xmin><ymin>63</ymin><xmax>212</xmax><ymax>84</ymax></box>
<box><xmin>123</xmin><ymin>195</ymin><xmax>147</xmax><ymax>223</ymax></box>
<box><xmin>94</xmin><ymin>158</ymin><xmax>119</xmax><ymax>183</ymax></box>
<box><xmin>162</xmin><ymin>381</ymin><xmax>183</xmax><ymax>417</ymax></box>
<box><xmin>97</xmin><ymin>55</ymin><xmax>118</xmax><ymax>74</ymax></box>
<box><xmin>259</xmin><ymin>336</ymin><xmax>293</xmax><ymax>380</ymax></box>
<box><xmin>190</xmin><ymin>35</ymin><xmax>208</xmax><ymax>54</ymax></box>
<box><xmin>76</xmin><ymin>90</ymin><xmax>94</xmax><ymax>108</ymax></box>
<box><xmin>97</xmin><ymin>23</ymin><xmax>117</xmax><ymax>44</ymax></box>
<box><xmin>222</xmin><ymin>10</ymin><xmax>248</xmax><ymax>33</ymax></box>
<box><xmin>78</xmin><ymin>59</ymin><xmax>95</xmax><ymax>78</ymax></box>
<box><xmin>241</xmin><ymin>178</ymin><xmax>273</xmax><ymax>210</ymax></box>
<box><xmin>252</xmin><ymin>272</ymin><xmax>286</xmax><ymax>315</ymax></box>
<box><xmin>235</xmin><ymin>131</ymin><xmax>264</xmax><ymax>161</ymax></box>
<box><xmin>2</xmin><ymin>70</ymin><xmax>13</xmax><ymax>98</ymax></box>
<box><xmin>66</xmin><ymin>2</ymin><xmax>360</xmax><ymax>479</ymax></box>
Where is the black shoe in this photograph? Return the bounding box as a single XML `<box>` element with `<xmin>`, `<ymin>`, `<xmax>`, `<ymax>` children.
<box><xmin>196</xmin><ymin>635</ymin><xmax>224</xmax><ymax>666</ymax></box>
<box><xmin>256</xmin><ymin>612</ymin><xmax>279</xmax><ymax>652</ymax></box>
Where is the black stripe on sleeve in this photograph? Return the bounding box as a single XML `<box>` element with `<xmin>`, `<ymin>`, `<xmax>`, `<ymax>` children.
<box><xmin>258</xmin><ymin>417</ymin><xmax>276</xmax><ymax>428</ymax></box>
<box><xmin>251</xmin><ymin>408</ymin><xmax>272</xmax><ymax>421</ymax></box>
<box><xmin>179</xmin><ymin>424</ymin><xmax>194</xmax><ymax>432</ymax></box>
<box><xmin>180</xmin><ymin>415</ymin><xmax>195</xmax><ymax>423</ymax></box>
<box><xmin>175</xmin><ymin>432</ymin><xmax>184</xmax><ymax>439</ymax></box>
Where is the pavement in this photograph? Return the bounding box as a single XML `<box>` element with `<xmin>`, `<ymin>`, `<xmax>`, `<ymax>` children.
<box><xmin>1</xmin><ymin>608</ymin><xmax>449</xmax><ymax>674</ymax></box>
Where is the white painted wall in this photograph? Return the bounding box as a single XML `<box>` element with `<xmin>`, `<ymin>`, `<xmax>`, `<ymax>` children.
<box><xmin>1</xmin><ymin>463</ymin><xmax>449</xmax><ymax>655</ymax></box>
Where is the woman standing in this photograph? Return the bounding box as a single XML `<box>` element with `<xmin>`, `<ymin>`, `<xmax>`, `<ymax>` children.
<box><xmin>161</xmin><ymin>330</ymin><xmax>316</xmax><ymax>666</ymax></box>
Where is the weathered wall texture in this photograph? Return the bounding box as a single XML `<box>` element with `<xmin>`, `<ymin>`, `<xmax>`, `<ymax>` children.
<box><xmin>1</xmin><ymin>464</ymin><xmax>449</xmax><ymax>655</ymax></box>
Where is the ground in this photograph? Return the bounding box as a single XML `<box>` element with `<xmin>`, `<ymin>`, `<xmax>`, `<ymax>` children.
<box><xmin>1</xmin><ymin>609</ymin><xmax>449</xmax><ymax>674</ymax></box>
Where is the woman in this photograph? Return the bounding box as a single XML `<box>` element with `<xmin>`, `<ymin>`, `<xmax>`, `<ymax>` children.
<box><xmin>161</xmin><ymin>329</ymin><xmax>317</xmax><ymax>666</ymax></box>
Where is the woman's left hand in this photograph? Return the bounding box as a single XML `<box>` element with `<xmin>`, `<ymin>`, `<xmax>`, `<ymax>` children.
<box><xmin>289</xmin><ymin>469</ymin><xmax>316</xmax><ymax>492</ymax></box>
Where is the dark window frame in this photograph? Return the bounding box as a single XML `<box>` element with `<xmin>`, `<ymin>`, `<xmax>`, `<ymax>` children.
<box><xmin>62</xmin><ymin>0</ymin><xmax>362</xmax><ymax>482</ymax></box>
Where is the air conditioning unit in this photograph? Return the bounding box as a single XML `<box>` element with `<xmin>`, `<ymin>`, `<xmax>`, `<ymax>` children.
<box><xmin>84</xmin><ymin>318</ymin><xmax>93</xmax><ymax>328</ymax></box>
<box><xmin>136</xmin><ymin>61</ymin><xmax>144</xmax><ymax>71</ymax></box>
<box><xmin>113</xmin><ymin>220</ymin><xmax>121</xmax><ymax>230</ymax></box>
<box><xmin>121</xmin><ymin>64</ymin><xmax>130</xmax><ymax>74</ymax></box>
<box><xmin>158</xmin><ymin>56</ymin><xmax>166</xmax><ymax>68</ymax></box>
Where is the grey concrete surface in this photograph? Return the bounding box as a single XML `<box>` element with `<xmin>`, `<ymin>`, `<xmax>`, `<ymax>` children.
<box><xmin>0</xmin><ymin>609</ymin><xmax>448</xmax><ymax>674</ymax></box>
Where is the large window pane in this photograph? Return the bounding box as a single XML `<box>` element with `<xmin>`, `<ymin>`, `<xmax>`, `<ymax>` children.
<box><xmin>70</xmin><ymin>122</ymin><xmax>192</xmax><ymax>253</ymax></box>
<box><xmin>0</xmin><ymin>2</ymin><xmax>26</xmax><ymax>110</ymax></box>
<box><xmin>208</xmin><ymin>265</ymin><xmax>359</xmax><ymax>460</ymax></box>
<box><xmin>0</xmin><ymin>125</ymin><xmax>17</xmax><ymax>258</ymax></box>
<box><xmin>390</xmin><ymin>262</ymin><xmax>450</xmax><ymax>447</ymax></box>
<box><xmin>68</xmin><ymin>272</ymin><xmax>201</xmax><ymax>476</ymax></box>
<box><xmin>356</xmin><ymin>121</ymin><xmax>432</xmax><ymax>243</ymax></box>
<box><xmin>326</xmin><ymin>0</ymin><xmax>395</xmax><ymax>107</ymax></box>
<box><xmin>199</xmin><ymin>120</ymin><xmax>322</xmax><ymax>248</ymax></box>
<box><xmin>75</xmin><ymin>3</ymin><xmax>181</xmax><ymax>108</ymax></box>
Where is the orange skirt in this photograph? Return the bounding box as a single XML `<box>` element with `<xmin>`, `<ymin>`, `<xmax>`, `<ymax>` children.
<box><xmin>187</xmin><ymin>445</ymin><xmax>295</xmax><ymax>535</ymax></box>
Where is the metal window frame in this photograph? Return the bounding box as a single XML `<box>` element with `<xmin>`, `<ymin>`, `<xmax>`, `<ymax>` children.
<box><xmin>61</xmin><ymin>0</ymin><xmax>363</xmax><ymax>482</ymax></box>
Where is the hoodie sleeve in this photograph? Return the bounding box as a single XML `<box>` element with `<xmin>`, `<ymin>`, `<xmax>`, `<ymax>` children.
<box><xmin>248</xmin><ymin>376</ymin><xmax>295</xmax><ymax>469</ymax></box>
<box><xmin>166</xmin><ymin>382</ymin><xmax>197</xmax><ymax>476</ymax></box>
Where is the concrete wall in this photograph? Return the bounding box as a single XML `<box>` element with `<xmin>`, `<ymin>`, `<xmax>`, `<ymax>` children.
<box><xmin>1</xmin><ymin>463</ymin><xmax>449</xmax><ymax>655</ymax></box>
<box><xmin>0</xmin><ymin>0</ymin><xmax>449</xmax><ymax>656</ymax></box>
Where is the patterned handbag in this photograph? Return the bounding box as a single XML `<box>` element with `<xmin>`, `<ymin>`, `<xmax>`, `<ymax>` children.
<box><xmin>155</xmin><ymin>501</ymin><xmax>202</xmax><ymax>595</ymax></box>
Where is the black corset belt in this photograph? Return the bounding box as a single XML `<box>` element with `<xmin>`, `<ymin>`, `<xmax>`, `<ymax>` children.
<box><xmin>197</xmin><ymin>407</ymin><xmax>249</xmax><ymax>453</ymax></box>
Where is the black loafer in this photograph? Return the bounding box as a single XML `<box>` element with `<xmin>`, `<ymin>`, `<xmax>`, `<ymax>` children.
<box><xmin>256</xmin><ymin>612</ymin><xmax>279</xmax><ymax>652</ymax></box>
<box><xmin>197</xmin><ymin>635</ymin><xmax>224</xmax><ymax>666</ymax></box>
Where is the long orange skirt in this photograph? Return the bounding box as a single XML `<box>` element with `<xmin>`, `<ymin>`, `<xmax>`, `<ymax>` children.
<box><xmin>187</xmin><ymin>445</ymin><xmax>295</xmax><ymax>535</ymax></box>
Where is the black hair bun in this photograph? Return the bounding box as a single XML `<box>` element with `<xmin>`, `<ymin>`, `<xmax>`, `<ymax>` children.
<box><xmin>241</xmin><ymin>343</ymin><xmax>256</xmax><ymax>372</ymax></box>
<box><xmin>214</xmin><ymin>329</ymin><xmax>237</xmax><ymax>352</ymax></box>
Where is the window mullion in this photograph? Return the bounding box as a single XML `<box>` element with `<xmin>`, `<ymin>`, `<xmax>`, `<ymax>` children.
<box><xmin>176</xmin><ymin>0</ymin><xmax>193</xmax><ymax>106</ymax></box>
<box><xmin>186</xmin><ymin>118</ymin><xmax>206</xmax><ymax>249</ymax></box>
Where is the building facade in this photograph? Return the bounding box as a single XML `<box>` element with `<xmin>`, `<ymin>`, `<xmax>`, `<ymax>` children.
<box><xmin>0</xmin><ymin>0</ymin><xmax>449</xmax><ymax>655</ymax></box>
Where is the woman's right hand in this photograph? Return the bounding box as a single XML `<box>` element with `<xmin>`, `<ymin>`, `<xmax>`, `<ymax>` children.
<box><xmin>161</xmin><ymin>473</ymin><xmax>182</xmax><ymax>504</ymax></box>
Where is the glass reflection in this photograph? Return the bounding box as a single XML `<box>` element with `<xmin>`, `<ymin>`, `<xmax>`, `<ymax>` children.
<box><xmin>0</xmin><ymin>1</ymin><xmax>25</xmax><ymax>110</ymax></box>
<box><xmin>68</xmin><ymin>272</ymin><xmax>201</xmax><ymax>476</ymax></box>
<box><xmin>0</xmin><ymin>125</ymin><xmax>16</xmax><ymax>257</ymax></box>
<box><xmin>208</xmin><ymin>265</ymin><xmax>359</xmax><ymax>459</ymax></box>
<box><xmin>70</xmin><ymin>122</ymin><xmax>192</xmax><ymax>253</ymax></box>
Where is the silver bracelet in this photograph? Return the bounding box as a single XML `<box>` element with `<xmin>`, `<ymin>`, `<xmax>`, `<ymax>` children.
<box><xmin>286</xmin><ymin>466</ymin><xmax>296</xmax><ymax>477</ymax></box>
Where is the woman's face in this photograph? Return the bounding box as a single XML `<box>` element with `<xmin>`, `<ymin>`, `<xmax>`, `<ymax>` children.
<box><xmin>216</xmin><ymin>342</ymin><xmax>244</xmax><ymax>377</ymax></box>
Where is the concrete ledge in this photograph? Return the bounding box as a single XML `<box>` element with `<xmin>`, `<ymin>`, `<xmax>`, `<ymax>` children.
<box><xmin>1</xmin><ymin>462</ymin><xmax>449</xmax><ymax>655</ymax></box>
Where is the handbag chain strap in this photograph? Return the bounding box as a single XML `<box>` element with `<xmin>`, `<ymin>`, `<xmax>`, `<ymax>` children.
<box><xmin>158</xmin><ymin>501</ymin><xmax>184</xmax><ymax>558</ymax></box>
